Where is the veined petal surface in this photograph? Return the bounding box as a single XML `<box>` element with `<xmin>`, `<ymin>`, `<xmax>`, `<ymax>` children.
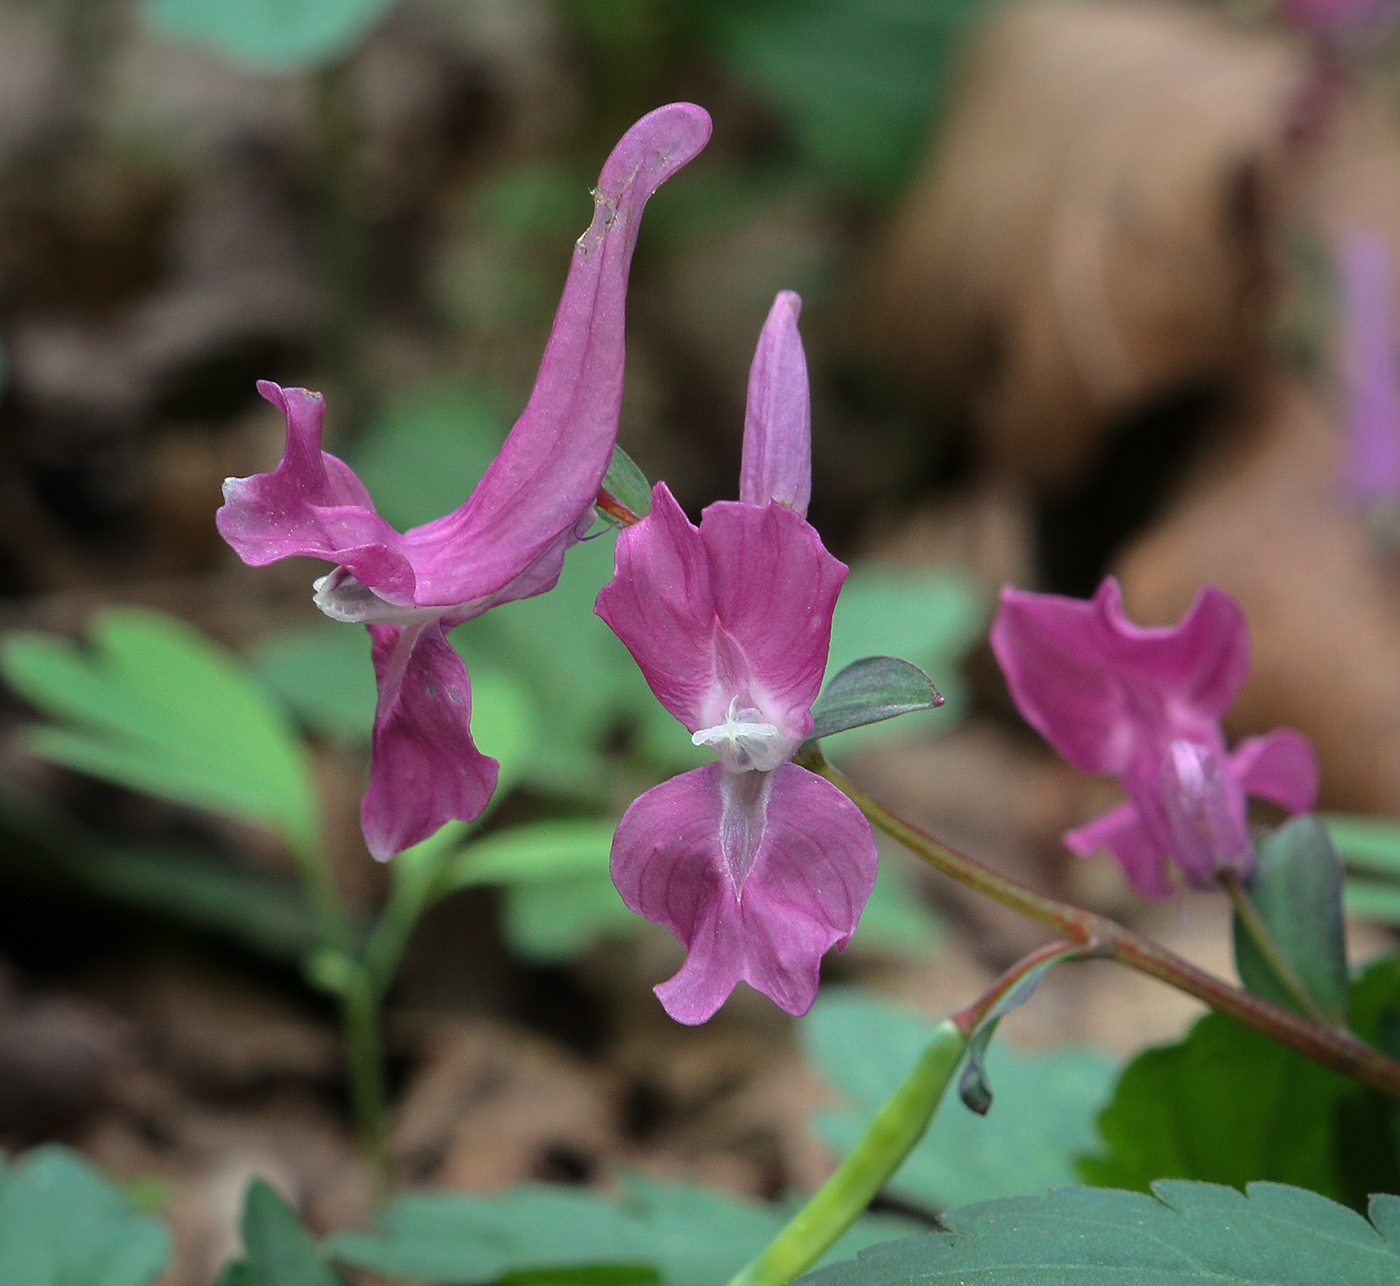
<box><xmin>596</xmin><ymin>485</ymin><xmax>844</xmax><ymax>739</ymax></box>
<box><xmin>611</xmin><ymin>763</ymin><xmax>877</xmax><ymax>1023</ymax></box>
<box><xmin>740</xmin><ymin>291</ymin><xmax>811</xmax><ymax>516</ymax></box>
<box><xmin>361</xmin><ymin>623</ymin><xmax>498</xmax><ymax>861</ymax></box>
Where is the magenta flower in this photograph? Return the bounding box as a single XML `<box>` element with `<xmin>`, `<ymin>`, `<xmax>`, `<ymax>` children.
<box><xmin>1339</xmin><ymin>232</ymin><xmax>1400</xmax><ymax>510</ymax></box>
<box><xmin>216</xmin><ymin>103</ymin><xmax>711</xmax><ymax>860</ymax></box>
<box><xmin>596</xmin><ymin>292</ymin><xmax>878</xmax><ymax>1024</ymax></box>
<box><xmin>990</xmin><ymin>578</ymin><xmax>1319</xmax><ymax>897</ymax></box>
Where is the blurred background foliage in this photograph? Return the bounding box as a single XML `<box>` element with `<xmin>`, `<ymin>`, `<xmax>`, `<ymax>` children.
<box><xmin>6</xmin><ymin>0</ymin><xmax>1400</xmax><ymax>1279</ymax></box>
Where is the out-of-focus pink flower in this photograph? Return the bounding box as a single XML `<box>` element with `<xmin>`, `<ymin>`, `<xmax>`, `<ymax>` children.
<box><xmin>1339</xmin><ymin>232</ymin><xmax>1400</xmax><ymax>510</ymax></box>
<box><xmin>1281</xmin><ymin>0</ymin><xmax>1399</xmax><ymax>40</ymax></box>
<box><xmin>990</xmin><ymin>578</ymin><xmax>1318</xmax><ymax>897</ymax></box>
<box><xmin>596</xmin><ymin>293</ymin><xmax>878</xmax><ymax>1024</ymax></box>
<box><xmin>217</xmin><ymin>104</ymin><xmax>711</xmax><ymax>860</ymax></box>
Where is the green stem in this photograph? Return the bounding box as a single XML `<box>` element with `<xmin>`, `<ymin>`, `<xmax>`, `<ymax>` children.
<box><xmin>1219</xmin><ymin>869</ymin><xmax>1332</xmax><ymax>1027</ymax></box>
<box><xmin>340</xmin><ymin>970</ymin><xmax>392</xmax><ymax>1193</ymax></box>
<box><xmin>313</xmin><ymin>56</ymin><xmax>372</xmax><ymax>439</ymax></box>
<box><xmin>725</xmin><ymin>1020</ymin><xmax>968</xmax><ymax>1286</ymax></box>
<box><xmin>795</xmin><ymin>745</ymin><xmax>1400</xmax><ymax>1100</ymax></box>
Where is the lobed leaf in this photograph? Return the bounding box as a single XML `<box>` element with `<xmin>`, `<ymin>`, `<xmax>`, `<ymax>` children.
<box><xmin>792</xmin><ymin>1182</ymin><xmax>1400</xmax><ymax>1286</ymax></box>
<box><xmin>142</xmin><ymin>0</ymin><xmax>398</xmax><ymax>74</ymax></box>
<box><xmin>0</xmin><ymin>1145</ymin><xmax>170</xmax><ymax>1286</ymax></box>
<box><xmin>2</xmin><ymin>609</ymin><xmax>319</xmax><ymax>857</ymax></box>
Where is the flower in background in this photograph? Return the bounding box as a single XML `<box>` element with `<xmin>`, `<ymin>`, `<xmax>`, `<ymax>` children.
<box><xmin>596</xmin><ymin>292</ymin><xmax>878</xmax><ymax>1024</ymax></box>
<box><xmin>1281</xmin><ymin>0</ymin><xmax>1399</xmax><ymax>41</ymax></box>
<box><xmin>991</xmin><ymin>578</ymin><xmax>1318</xmax><ymax>898</ymax></box>
<box><xmin>217</xmin><ymin>103</ymin><xmax>711</xmax><ymax>860</ymax></box>
<box><xmin>1339</xmin><ymin>231</ymin><xmax>1400</xmax><ymax>516</ymax></box>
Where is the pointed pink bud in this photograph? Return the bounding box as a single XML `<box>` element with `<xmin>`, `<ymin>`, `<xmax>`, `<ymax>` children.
<box><xmin>740</xmin><ymin>291</ymin><xmax>812</xmax><ymax>516</ymax></box>
<box><xmin>993</xmin><ymin>577</ymin><xmax>1319</xmax><ymax>895</ymax></box>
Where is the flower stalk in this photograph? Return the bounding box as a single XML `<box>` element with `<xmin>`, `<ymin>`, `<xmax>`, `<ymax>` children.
<box><xmin>792</xmin><ymin>744</ymin><xmax>1400</xmax><ymax>1099</ymax></box>
<box><xmin>724</xmin><ymin>1019</ymin><xmax>968</xmax><ymax>1286</ymax></box>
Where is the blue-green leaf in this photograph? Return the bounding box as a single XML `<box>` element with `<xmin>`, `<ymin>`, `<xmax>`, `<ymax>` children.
<box><xmin>330</xmin><ymin>1177</ymin><xmax>917</xmax><ymax>1286</ymax></box>
<box><xmin>0</xmin><ymin>1146</ymin><xmax>170</xmax><ymax>1286</ymax></box>
<box><xmin>142</xmin><ymin>0</ymin><xmax>399</xmax><ymax>74</ymax></box>
<box><xmin>1234</xmin><ymin>815</ymin><xmax>1349</xmax><ymax>1025</ymax></box>
<box><xmin>808</xmin><ymin>656</ymin><xmax>942</xmax><ymax>742</ymax></box>
<box><xmin>230</xmin><ymin>1180</ymin><xmax>341</xmax><ymax>1286</ymax></box>
<box><xmin>805</xmin><ymin>991</ymin><xmax>1115</xmax><ymax>1210</ymax></box>
<box><xmin>2</xmin><ymin>609</ymin><xmax>319</xmax><ymax>857</ymax></box>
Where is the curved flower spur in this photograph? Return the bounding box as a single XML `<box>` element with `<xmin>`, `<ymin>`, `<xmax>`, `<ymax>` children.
<box><xmin>596</xmin><ymin>292</ymin><xmax>879</xmax><ymax>1024</ymax></box>
<box><xmin>991</xmin><ymin>578</ymin><xmax>1319</xmax><ymax>898</ymax></box>
<box><xmin>217</xmin><ymin>103</ymin><xmax>712</xmax><ymax>860</ymax></box>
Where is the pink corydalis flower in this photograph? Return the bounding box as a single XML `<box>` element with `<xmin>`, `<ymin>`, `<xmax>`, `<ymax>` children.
<box><xmin>1339</xmin><ymin>232</ymin><xmax>1400</xmax><ymax>511</ymax></box>
<box><xmin>991</xmin><ymin>578</ymin><xmax>1319</xmax><ymax>898</ymax></box>
<box><xmin>216</xmin><ymin>103</ymin><xmax>711</xmax><ymax>860</ymax></box>
<box><xmin>596</xmin><ymin>292</ymin><xmax>878</xmax><ymax>1024</ymax></box>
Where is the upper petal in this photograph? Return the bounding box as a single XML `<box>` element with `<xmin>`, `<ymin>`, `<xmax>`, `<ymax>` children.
<box><xmin>1231</xmin><ymin>727</ymin><xmax>1320</xmax><ymax>813</ymax></box>
<box><xmin>611</xmin><ymin>763</ymin><xmax>877</xmax><ymax>1023</ymax></box>
<box><xmin>596</xmin><ymin>484</ymin><xmax>845</xmax><ymax>738</ymax></box>
<box><xmin>398</xmin><ymin>104</ymin><xmax>712</xmax><ymax>607</ymax></box>
<box><xmin>360</xmin><ymin>621</ymin><xmax>499</xmax><ymax>860</ymax></box>
<box><xmin>740</xmin><ymin>291</ymin><xmax>811</xmax><ymax>517</ymax></box>
<box><xmin>216</xmin><ymin>383</ymin><xmax>413</xmax><ymax>593</ymax></box>
<box><xmin>991</xmin><ymin>577</ymin><xmax>1250</xmax><ymax>775</ymax></box>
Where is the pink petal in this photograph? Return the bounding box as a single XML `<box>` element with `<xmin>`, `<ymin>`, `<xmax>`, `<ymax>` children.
<box><xmin>1064</xmin><ymin>802</ymin><xmax>1176</xmax><ymax>899</ymax></box>
<box><xmin>740</xmin><ymin>291</ymin><xmax>811</xmax><ymax>517</ymax></box>
<box><xmin>991</xmin><ymin>578</ymin><xmax>1249</xmax><ymax>775</ymax></box>
<box><xmin>1093</xmin><ymin>579</ymin><xmax>1250</xmax><ymax>720</ymax></box>
<box><xmin>1231</xmin><ymin>728</ymin><xmax>1320</xmax><ymax>813</ymax></box>
<box><xmin>360</xmin><ymin>622</ymin><xmax>498</xmax><ymax>860</ymax></box>
<box><xmin>611</xmin><ymin>763</ymin><xmax>877</xmax><ymax>1023</ymax></box>
<box><xmin>216</xmin><ymin>383</ymin><xmax>414</xmax><ymax>596</ymax></box>
<box><xmin>595</xmin><ymin>484</ymin><xmax>845</xmax><ymax>739</ymax></box>
<box><xmin>399</xmin><ymin>103</ymin><xmax>713</xmax><ymax>608</ymax></box>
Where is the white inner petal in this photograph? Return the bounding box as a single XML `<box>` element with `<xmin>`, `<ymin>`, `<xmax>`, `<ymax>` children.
<box><xmin>692</xmin><ymin>698</ymin><xmax>793</xmax><ymax>773</ymax></box>
<box><xmin>313</xmin><ymin>568</ymin><xmax>434</xmax><ymax>626</ymax></box>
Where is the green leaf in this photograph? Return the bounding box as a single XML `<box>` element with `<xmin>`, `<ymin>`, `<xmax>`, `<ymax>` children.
<box><xmin>500</xmin><ymin>1268</ymin><xmax>660</xmax><ymax>1286</ymax></box>
<box><xmin>441</xmin><ymin>819</ymin><xmax>630</xmax><ymax>962</ymax></box>
<box><xmin>1346</xmin><ymin>879</ymin><xmax>1400</xmax><ymax>926</ymax></box>
<box><xmin>822</xmin><ymin>568</ymin><xmax>982</xmax><ymax>751</ymax></box>
<box><xmin>846</xmin><ymin>860</ymin><xmax>943</xmax><ymax>958</ymax></box>
<box><xmin>347</xmin><ymin>383</ymin><xmax>508</xmax><ymax>531</ymax></box>
<box><xmin>1080</xmin><ymin>1010</ymin><xmax>1352</xmax><ymax>1200</ymax></box>
<box><xmin>599</xmin><ymin>445</ymin><xmax>653</xmax><ymax>519</ymax></box>
<box><xmin>330</xmin><ymin>1176</ymin><xmax>917</xmax><ymax>1286</ymax></box>
<box><xmin>1324</xmin><ymin>813</ymin><xmax>1400</xmax><ymax>879</ymax></box>
<box><xmin>1234</xmin><ymin>815</ymin><xmax>1349</xmax><ymax>1025</ymax></box>
<box><xmin>805</xmin><ymin>991</ymin><xmax>1116</xmax><ymax>1210</ymax></box>
<box><xmin>445</xmin><ymin>819</ymin><xmax>617</xmax><ymax>888</ymax></box>
<box><xmin>141</xmin><ymin>0</ymin><xmax>398</xmax><ymax>74</ymax></box>
<box><xmin>236</xmin><ymin>1180</ymin><xmax>341</xmax><ymax>1286</ymax></box>
<box><xmin>0</xmin><ymin>1145</ymin><xmax>170</xmax><ymax>1286</ymax></box>
<box><xmin>502</xmin><ymin>873</ymin><xmax>638</xmax><ymax>963</ymax></box>
<box><xmin>792</xmin><ymin>1182</ymin><xmax>1400</xmax><ymax>1286</ymax></box>
<box><xmin>691</xmin><ymin>0</ymin><xmax>989</xmax><ymax>193</ymax></box>
<box><xmin>1</xmin><ymin>609</ymin><xmax>319</xmax><ymax>857</ymax></box>
<box><xmin>809</xmin><ymin>656</ymin><xmax>943</xmax><ymax>742</ymax></box>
